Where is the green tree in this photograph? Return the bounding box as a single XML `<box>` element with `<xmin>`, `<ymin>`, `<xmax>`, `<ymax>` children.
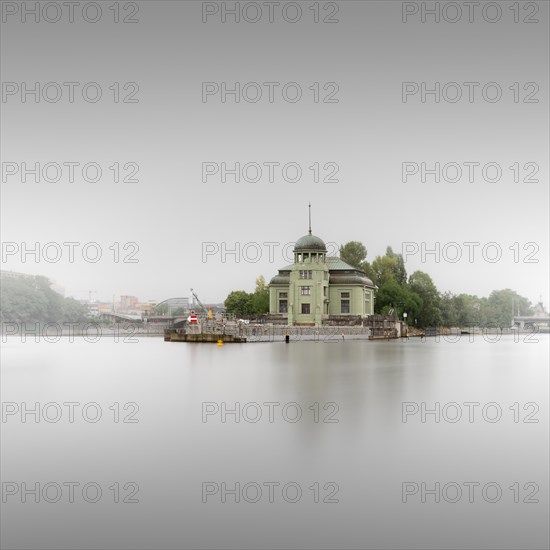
<box><xmin>62</xmin><ymin>297</ymin><xmax>90</xmax><ymax>322</ymax></box>
<box><xmin>370</xmin><ymin>255</ymin><xmax>399</xmax><ymax>288</ymax></box>
<box><xmin>0</xmin><ymin>275</ymin><xmax>89</xmax><ymax>323</ymax></box>
<box><xmin>252</xmin><ymin>275</ymin><xmax>269</xmax><ymax>314</ymax></box>
<box><xmin>339</xmin><ymin>241</ymin><xmax>368</xmax><ymax>270</ymax></box>
<box><xmin>454</xmin><ymin>294</ymin><xmax>483</xmax><ymax>326</ymax></box>
<box><xmin>0</xmin><ymin>277</ymin><xmax>46</xmax><ymax>322</ymax></box>
<box><xmin>224</xmin><ymin>291</ymin><xmax>254</xmax><ymax>316</ymax></box>
<box><xmin>255</xmin><ymin>275</ymin><xmax>267</xmax><ymax>293</ymax></box>
<box><xmin>384</xmin><ymin>246</ymin><xmax>408</xmax><ymax>286</ymax></box>
<box><xmin>438</xmin><ymin>290</ymin><xmax>532</xmax><ymax>328</ymax></box>
<box><xmin>440</xmin><ymin>291</ymin><xmax>459</xmax><ymax>327</ymax></box>
<box><xmin>485</xmin><ymin>289</ymin><xmax>532</xmax><ymax>328</ymax></box>
<box><xmin>369</xmin><ymin>248</ymin><xmax>408</xmax><ymax>288</ymax></box>
<box><xmin>251</xmin><ymin>290</ymin><xmax>269</xmax><ymax>314</ymax></box>
<box><xmin>375</xmin><ymin>278</ymin><xmax>422</xmax><ymax>320</ymax></box>
<box><xmin>408</xmin><ymin>271</ymin><xmax>442</xmax><ymax>327</ymax></box>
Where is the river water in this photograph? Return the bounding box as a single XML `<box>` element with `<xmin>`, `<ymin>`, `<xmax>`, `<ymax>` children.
<box><xmin>1</xmin><ymin>335</ymin><xmax>548</xmax><ymax>549</ymax></box>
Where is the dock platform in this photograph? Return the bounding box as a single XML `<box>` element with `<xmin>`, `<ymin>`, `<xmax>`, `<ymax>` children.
<box><xmin>164</xmin><ymin>329</ymin><xmax>246</xmax><ymax>343</ymax></box>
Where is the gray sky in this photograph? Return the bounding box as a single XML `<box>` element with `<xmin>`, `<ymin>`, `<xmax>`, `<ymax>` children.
<box><xmin>1</xmin><ymin>1</ymin><xmax>548</xmax><ymax>305</ymax></box>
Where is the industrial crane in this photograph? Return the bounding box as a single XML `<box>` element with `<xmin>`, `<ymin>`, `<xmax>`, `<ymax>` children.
<box><xmin>190</xmin><ymin>288</ymin><xmax>210</xmax><ymax>318</ymax></box>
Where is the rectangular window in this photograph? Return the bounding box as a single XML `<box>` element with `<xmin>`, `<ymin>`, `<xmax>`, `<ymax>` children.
<box><xmin>301</xmin><ymin>303</ymin><xmax>310</xmax><ymax>314</ymax></box>
<box><xmin>301</xmin><ymin>286</ymin><xmax>311</xmax><ymax>295</ymax></box>
<box><xmin>280</xmin><ymin>292</ymin><xmax>288</xmax><ymax>299</ymax></box>
<box><xmin>279</xmin><ymin>300</ymin><xmax>288</xmax><ymax>313</ymax></box>
<box><xmin>308</xmin><ymin>270</ymin><xmax>312</xmax><ymax>279</ymax></box>
<box><xmin>341</xmin><ymin>300</ymin><xmax>350</xmax><ymax>314</ymax></box>
<box><xmin>341</xmin><ymin>292</ymin><xmax>350</xmax><ymax>298</ymax></box>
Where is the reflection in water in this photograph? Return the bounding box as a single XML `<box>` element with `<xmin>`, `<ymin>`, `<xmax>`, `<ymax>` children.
<box><xmin>1</xmin><ymin>336</ymin><xmax>548</xmax><ymax>549</ymax></box>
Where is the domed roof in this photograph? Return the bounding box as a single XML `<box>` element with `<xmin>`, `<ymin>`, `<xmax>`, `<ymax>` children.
<box><xmin>269</xmin><ymin>273</ymin><xmax>290</xmax><ymax>285</ymax></box>
<box><xmin>329</xmin><ymin>273</ymin><xmax>374</xmax><ymax>286</ymax></box>
<box><xmin>294</xmin><ymin>232</ymin><xmax>327</xmax><ymax>252</ymax></box>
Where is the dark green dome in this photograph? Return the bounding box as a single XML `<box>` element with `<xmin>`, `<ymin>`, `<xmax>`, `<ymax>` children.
<box><xmin>269</xmin><ymin>273</ymin><xmax>290</xmax><ymax>285</ymax></box>
<box><xmin>329</xmin><ymin>273</ymin><xmax>374</xmax><ymax>286</ymax></box>
<box><xmin>294</xmin><ymin>233</ymin><xmax>327</xmax><ymax>252</ymax></box>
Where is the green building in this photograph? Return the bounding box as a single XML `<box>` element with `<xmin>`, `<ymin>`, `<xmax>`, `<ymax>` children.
<box><xmin>269</xmin><ymin>229</ymin><xmax>376</xmax><ymax>326</ymax></box>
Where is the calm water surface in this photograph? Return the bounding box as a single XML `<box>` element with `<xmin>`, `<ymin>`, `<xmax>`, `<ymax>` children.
<box><xmin>1</xmin><ymin>335</ymin><xmax>548</xmax><ymax>549</ymax></box>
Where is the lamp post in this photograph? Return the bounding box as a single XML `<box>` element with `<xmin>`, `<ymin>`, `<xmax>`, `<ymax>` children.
<box><xmin>393</xmin><ymin>302</ymin><xmax>405</xmax><ymax>319</ymax></box>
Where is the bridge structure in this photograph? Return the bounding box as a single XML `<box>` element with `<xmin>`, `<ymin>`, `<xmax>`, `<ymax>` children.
<box><xmin>152</xmin><ymin>297</ymin><xmax>190</xmax><ymax>313</ymax></box>
<box><xmin>98</xmin><ymin>298</ymin><xmax>189</xmax><ymax>324</ymax></box>
<box><xmin>142</xmin><ymin>297</ymin><xmax>189</xmax><ymax>324</ymax></box>
<box><xmin>512</xmin><ymin>315</ymin><xmax>550</xmax><ymax>330</ymax></box>
<box><xmin>100</xmin><ymin>311</ymin><xmax>144</xmax><ymax>322</ymax></box>
<box><xmin>98</xmin><ymin>296</ymin><xmax>223</xmax><ymax>325</ymax></box>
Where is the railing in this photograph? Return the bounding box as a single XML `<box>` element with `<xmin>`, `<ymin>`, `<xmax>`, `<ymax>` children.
<box><xmin>183</xmin><ymin>321</ymin><xmax>371</xmax><ymax>341</ymax></box>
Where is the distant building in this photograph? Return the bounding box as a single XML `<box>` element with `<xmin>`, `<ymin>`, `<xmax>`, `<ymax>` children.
<box><xmin>120</xmin><ymin>295</ymin><xmax>139</xmax><ymax>311</ymax></box>
<box><xmin>269</xmin><ymin>228</ymin><xmax>376</xmax><ymax>326</ymax></box>
<box><xmin>86</xmin><ymin>303</ymin><xmax>100</xmax><ymax>317</ymax></box>
<box><xmin>98</xmin><ymin>303</ymin><xmax>115</xmax><ymax>315</ymax></box>
<box><xmin>139</xmin><ymin>303</ymin><xmax>154</xmax><ymax>317</ymax></box>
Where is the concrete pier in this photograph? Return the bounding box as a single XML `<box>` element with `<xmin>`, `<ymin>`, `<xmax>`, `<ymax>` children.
<box><xmin>164</xmin><ymin>330</ymin><xmax>246</xmax><ymax>343</ymax></box>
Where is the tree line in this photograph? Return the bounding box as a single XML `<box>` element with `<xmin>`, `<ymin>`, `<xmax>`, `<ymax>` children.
<box><xmin>339</xmin><ymin>241</ymin><xmax>533</xmax><ymax>328</ymax></box>
<box><xmin>0</xmin><ymin>275</ymin><xmax>89</xmax><ymax>323</ymax></box>
<box><xmin>223</xmin><ymin>276</ymin><xmax>269</xmax><ymax>318</ymax></box>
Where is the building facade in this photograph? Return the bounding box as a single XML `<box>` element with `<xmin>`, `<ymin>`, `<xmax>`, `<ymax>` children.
<box><xmin>269</xmin><ymin>231</ymin><xmax>376</xmax><ymax>326</ymax></box>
